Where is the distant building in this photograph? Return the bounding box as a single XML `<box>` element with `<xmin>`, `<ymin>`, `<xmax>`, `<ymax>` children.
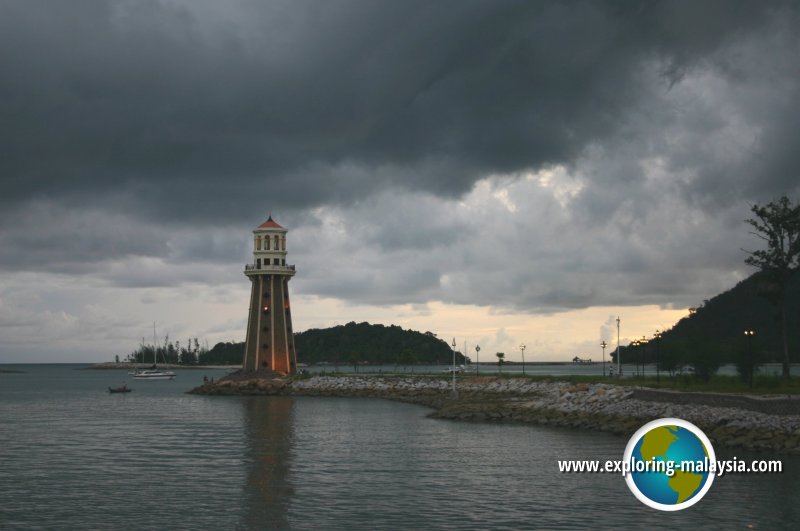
<box><xmin>242</xmin><ymin>216</ymin><xmax>297</xmax><ymax>375</ymax></box>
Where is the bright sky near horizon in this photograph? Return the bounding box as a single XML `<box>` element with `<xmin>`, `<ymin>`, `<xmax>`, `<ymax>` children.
<box><xmin>1</xmin><ymin>1</ymin><xmax>798</xmax><ymax>363</ymax></box>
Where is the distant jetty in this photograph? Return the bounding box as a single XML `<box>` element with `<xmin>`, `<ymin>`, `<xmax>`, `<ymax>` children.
<box><xmin>190</xmin><ymin>374</ymin><xmax>800</xmax><ymax>454</ymax></box>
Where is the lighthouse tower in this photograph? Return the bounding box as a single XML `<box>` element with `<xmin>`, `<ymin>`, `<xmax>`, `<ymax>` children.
<box><xmin>243</xmin><ymin>216</ymin><xmax>297</xmax><ymax>375</ymax></box>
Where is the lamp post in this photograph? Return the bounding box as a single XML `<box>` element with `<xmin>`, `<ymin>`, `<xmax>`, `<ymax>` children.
<box><xmin>475</xmin><ymin>344</ymin><xmax>480</xmax><ymax>376</ymax></box>
<box><xmin>744</xmin><ymin>330</ymin><xmax>755</xmax><ymax>388</ymax></box>
<box><xmin>600</xmin><ymin>341</ymin><xmax>607</xmax><ymax>376</ymax></box>
<box><xmin>654</xmin><ymin>330</ymin><xmax>661</xmax><ymax>384</ymax></box>
<box><xmin>616</xmin><ymin>316</ymin><xmax>621</xmax><ymax>377</ymax></box>
<box><xmin>520</xmin><ymin>343</ymin><xmax>526</xmax><ymax>376</ymax></box>
<box><xmin>640</xmin><ymin>336</ymin><xmax>647</xmax><ymax>378</ymax></box>
<box><xmin>451</xmin><ymin>337</ymin><xmax>457</xmax><ymax>398</ymax></box>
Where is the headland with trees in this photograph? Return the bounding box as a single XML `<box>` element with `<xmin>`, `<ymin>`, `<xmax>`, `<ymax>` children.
<box><xmin>122</xmin><ymin>196</ymin><xmax>799</xmax><ymax>392</ymax></box>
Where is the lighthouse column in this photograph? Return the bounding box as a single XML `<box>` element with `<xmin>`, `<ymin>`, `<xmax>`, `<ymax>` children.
<box><xmin>243</xmin><ymin>217</ymin><xmax>297</xmax><ymax>375</ymax></box>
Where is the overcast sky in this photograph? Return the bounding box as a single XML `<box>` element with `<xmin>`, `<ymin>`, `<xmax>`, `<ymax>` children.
<box><xmin>1</xmin><ymin>0</ymin><xmax>799</xmax><ymax>363</ymax></box>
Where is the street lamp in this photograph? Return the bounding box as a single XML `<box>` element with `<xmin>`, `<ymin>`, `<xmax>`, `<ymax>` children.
<box><xmin>520</xmin><ymin>343</ymin><xmax>526</xmax><ymax>376</ymax></box>
<box><xmin>475</xmin><ymin>344</ymin><xmax>480</xmax><ymax>376</ymax></box>
<box><xmin>654</xmin><ymin>330</ymin><xmax>661</xmax><ymax>384</ymax></box>
<box><xmin>600</xmin><ymin>341</ymin><xmax>607</xmax><ymax>376</ymax></box>
<box><xmin>744</xmin><ymin>330</ymin><xmax>755</xmax><ymax>388</ymax></box>
<box><xmin>640</xmin><ymin>336</ymin><xmax>647</xmax><ymax>378</ymax></box>
<box><xmin>616</xmin><ymin>316</ymin><xmax>622</xmax><ymax>377</ymax></box>
<box><xmin>451</xmin><ymin>337</ymin><xmax>458</xmax><ymax>398</ymax></box>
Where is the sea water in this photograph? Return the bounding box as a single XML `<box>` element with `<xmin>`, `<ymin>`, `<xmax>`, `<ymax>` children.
<box><xmin>1</xmin><ymin>364</ymin><xmax>798</xmax><ymax>529</ymax></box>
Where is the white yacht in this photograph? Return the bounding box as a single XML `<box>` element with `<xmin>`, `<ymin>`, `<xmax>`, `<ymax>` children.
<box><xmin>129</xmin><ymin>323</ymin><xmax>177</xmax><ymax>380</ymax></box>
<box><xmin>131</xmin><ymin>366</ymin><xmax>176</xmax><ymax>380</ymax></box>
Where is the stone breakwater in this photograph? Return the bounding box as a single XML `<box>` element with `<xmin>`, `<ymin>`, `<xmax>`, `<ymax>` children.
<box><xmin>189</xmin><ymin>375</ymin><xmax>800</xmax><ymax>454</ymax></box>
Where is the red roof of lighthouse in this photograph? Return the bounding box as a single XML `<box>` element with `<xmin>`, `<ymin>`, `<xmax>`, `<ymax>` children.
<box><xmin>258</xmin><ymin>216</ymin><xmax>284</xmax><ymax>229</ymax></box>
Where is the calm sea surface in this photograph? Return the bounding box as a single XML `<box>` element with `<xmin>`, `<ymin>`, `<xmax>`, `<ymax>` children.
<box><xmin>1</xmin><ymin>364</ymin><xmax>798</xmax><ymax>530</ymax></box>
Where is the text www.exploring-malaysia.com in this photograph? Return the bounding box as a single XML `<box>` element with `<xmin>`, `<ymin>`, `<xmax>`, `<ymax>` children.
<box><xmin>558</xmin><ymin>457</ymin><xmax>782</xmax><ymax>477</ymax></box>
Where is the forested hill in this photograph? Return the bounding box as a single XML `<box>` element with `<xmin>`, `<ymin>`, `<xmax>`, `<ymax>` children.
<box><xmin>614</xmin><ymin>271</ymin><xmax>799</xmax><ymax>369</ymax></box>
<box><xmin>202</xmin><ymin>321</ymin><xmax>465</xmax><ymax>366</ymax></box>
<box><xmin>295</xmin><ymin>321</ymin><xmax>464</xmax><ymax>365</ymax></box>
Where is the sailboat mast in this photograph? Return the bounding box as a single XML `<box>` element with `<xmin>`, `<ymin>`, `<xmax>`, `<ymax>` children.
<box><xmin>153</xmin><ymin>322</ymin><xmax>157</xmax><ymax>367</ymax></box>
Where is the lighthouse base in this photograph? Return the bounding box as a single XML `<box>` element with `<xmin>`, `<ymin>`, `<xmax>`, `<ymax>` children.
<box><xmin>243</xmin><ymin>273</ymin><xmax>297</xmax><ymax>375</ymax></box>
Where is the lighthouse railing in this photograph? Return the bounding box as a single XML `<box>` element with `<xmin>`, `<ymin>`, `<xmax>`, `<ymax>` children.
<box><xmin>245</xmin><ymin>263</ymin><xmax>295</xmax><ymax>273</ymax></box>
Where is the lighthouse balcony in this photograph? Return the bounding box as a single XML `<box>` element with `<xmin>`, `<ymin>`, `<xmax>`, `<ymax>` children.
<box><xmin>245</xmin><ymin>263</ymin><xmax>296</xmax><ymax>276</ymax></box>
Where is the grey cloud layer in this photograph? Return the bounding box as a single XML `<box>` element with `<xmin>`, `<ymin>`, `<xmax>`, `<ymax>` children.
<box><xmin>1</xmin><ymin>0</ymin><xmax>799</xmax><ymax>311</ymax></box>
<box><xmin>3</xmin><ymin>1</ymin><xmax>795</xmax><ymax>211</ymax></box>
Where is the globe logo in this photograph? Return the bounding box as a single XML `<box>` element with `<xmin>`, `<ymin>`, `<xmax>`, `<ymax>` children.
<box><xmin>623</xmin><ymin>418</ymin><xmax>716</xmax><ymax>511</ymax></box>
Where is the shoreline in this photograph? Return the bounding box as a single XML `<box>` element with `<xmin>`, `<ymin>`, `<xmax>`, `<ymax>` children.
<box><xmin>190</xmin><ymin>374</ymin><xmax>800</xmax><ymax>454</ymax></box>
<box><xmin>83</xmin><ymin>362</ymin><xmax>240</xmax><ymax>370</ymax></box>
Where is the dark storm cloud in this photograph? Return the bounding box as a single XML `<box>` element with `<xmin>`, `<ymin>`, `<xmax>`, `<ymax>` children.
<box><xmin>2</xmin><ymin>0</ymin><xmax>800</xmax><ymax>318</ymax></box>
<box><xmin>2</xmin><ymin>0</ymin><xmax>796</xmax><ymax>225</ymax></box>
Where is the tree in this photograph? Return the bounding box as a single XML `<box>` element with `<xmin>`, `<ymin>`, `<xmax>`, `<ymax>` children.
<box><xmin>744</xmin><ymin>196</ymin><xmax>800</xmax><ymax>378</ymax></box>
<box><xmin>348</xmin><ymin>351</ymin><xmax>362</xmax><ymax>373</ymax></box>
<box><xmin>180</xmin><ymin>345</ymin><xmax>197</xmax><ymax>365</ymax></box>
<box><xmin>735</xmin><ymin>333</ymin><xmax>762</xmax><ymax>387</ymax></box>
<box><xmin>198</xmin><ymin>342</ymin><xmax>242</xmax><ymax>365</ymax></box>
<box><xmin>396</xmin><ymin>349</ymin><xmax>416</xmax><ymax>372</ymax></box>
<box><xmin>293</xmin><ymin>322</ymin><xmax>454</xmax><ymax>365</ymax></box>
<box><xmin>690</xmin><ymin>339</ymin><xmax>724</xmax><ymax>383</ymax></box>
<box><xmin>496</xmin><ymin>352</ymin><xmax>505</xmax><ymax>374</ymax></box>
<box><xmin>657</xmin><ymin>337</ymin><xmax>684</xmax><ymax>377</ymax></box>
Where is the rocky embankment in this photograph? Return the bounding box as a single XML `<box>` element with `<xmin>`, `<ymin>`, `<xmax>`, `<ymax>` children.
<box><xmin>189</xmin><ymin>374</ymin><xmax>800</xmax><ymax>454</ymax></box>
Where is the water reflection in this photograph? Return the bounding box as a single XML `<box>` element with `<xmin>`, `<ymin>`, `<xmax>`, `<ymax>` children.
<box><xmin>240</xmin><ymin>397</ymin><xmax>295</xmax><ymax>530</ymax></box>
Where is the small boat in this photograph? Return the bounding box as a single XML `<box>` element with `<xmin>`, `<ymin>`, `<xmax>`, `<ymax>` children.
<box><xmin>109</xmin><ymin>384</ymin><xmax>132</xmax><ymax>393</ymax></box>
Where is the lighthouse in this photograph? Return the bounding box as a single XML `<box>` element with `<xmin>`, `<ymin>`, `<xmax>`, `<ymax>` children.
<box><xmin>243</xmin><ymin>216</ymin><xmax>297</xmax><ymax>375</ymax></box>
